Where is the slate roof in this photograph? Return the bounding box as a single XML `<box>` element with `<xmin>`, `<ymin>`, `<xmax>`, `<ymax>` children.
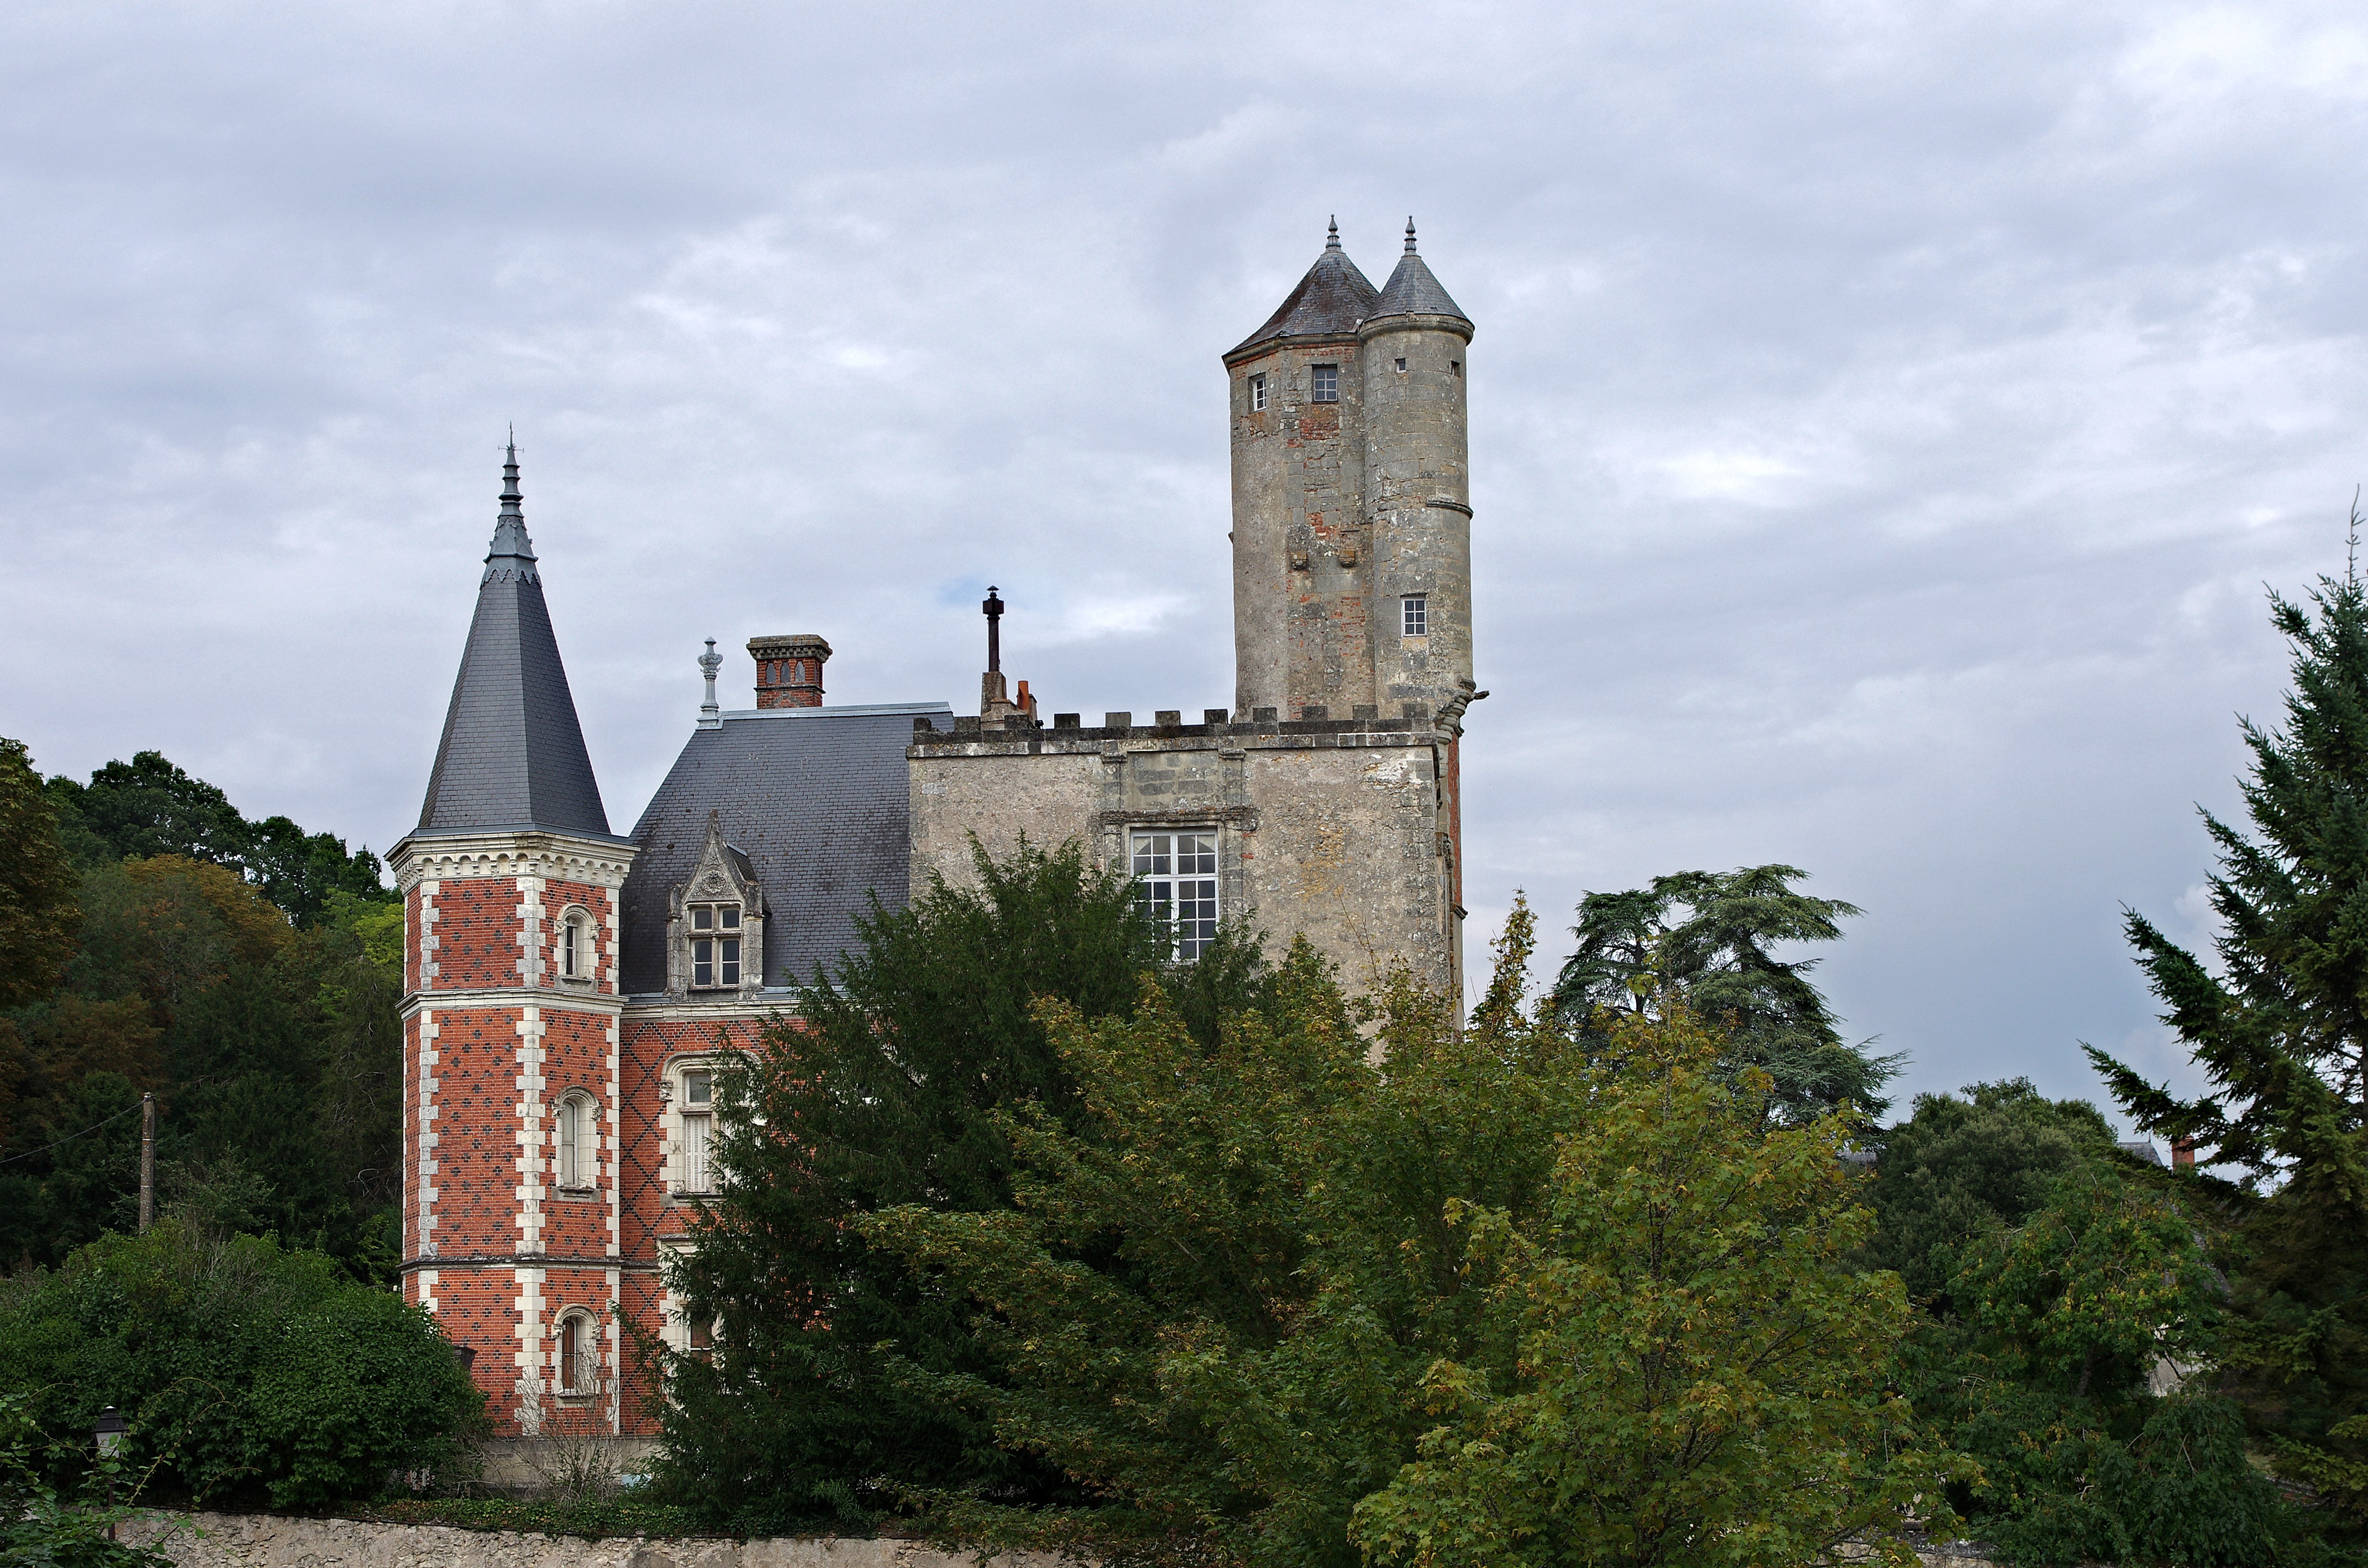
<box><xmin>1228</xmin><ymin>220</ymin><xmax>1381</xmax><ymax>358</ymax></box>
<box><xmin>1371</xmin><ymin>224</ymin><xmax>1469</xmax><ymax>326</ymax></box>
<box><xmin>619</xmin><ymin>703</ymin><xmax>952</xmax><ymax>994</ymax></box>
<box><xmin>416</xmin><ymin>446</ymin><xmax>615</xmax><ymax>839</ymax></box>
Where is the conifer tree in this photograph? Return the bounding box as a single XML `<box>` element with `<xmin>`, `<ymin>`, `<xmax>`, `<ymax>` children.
<box><xmin>1551</xmin><ymin>864</ymin><xmax>1897</xmax><ymax>1122</ymax></box>
<box><xmin>2088</xmin><ymin>531</ymin><xmax>2368</xmax><ymax>1529</ymax></box>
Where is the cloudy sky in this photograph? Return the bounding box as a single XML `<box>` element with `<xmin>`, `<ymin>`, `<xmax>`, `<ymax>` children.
<box><xmin>5</xmin><ymin>1</ymin><xmax>2363</xmax><ymax>1121</ymax></box>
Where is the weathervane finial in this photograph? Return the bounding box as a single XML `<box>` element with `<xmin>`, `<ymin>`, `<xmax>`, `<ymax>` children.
<box><xmin>1326</xmin><ymin>215</ymin><xmax>1340</xmax><ymax>250</ymax></box>
<box><xmin>1405</xmin><ymin>216</ymin><xmax>1417</xmax><ymax>253</ymax></box>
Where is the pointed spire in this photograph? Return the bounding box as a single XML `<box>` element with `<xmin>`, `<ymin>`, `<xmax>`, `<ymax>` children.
<box><xmin>1228</xmin><ymin>218</ymin><xmax>1381</xmax><ymax>358</ymax></box>
<box><xmin>415</xmin><ymin>441</ymin><xmax>611</xmax><ymax>839</ymax></box>
<box><xmin>1371</xmin><ymin>220</ymin><xmax>1471</xmax><ymax>328</ymax></box>
<box><xmin>485</xmin><ymin>431</ymin><xmax>537</xmax><ymax>584</ymax></box>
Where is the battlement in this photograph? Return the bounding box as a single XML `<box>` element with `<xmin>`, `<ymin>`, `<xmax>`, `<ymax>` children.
<box><xmin>907</xmin><ymin>704</ymin><xmax>1444</xmax><ymax>755</ymax></box>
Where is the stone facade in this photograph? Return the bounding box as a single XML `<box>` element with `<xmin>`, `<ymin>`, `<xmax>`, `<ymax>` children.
<box><xmin>910</xmin><ymin>708</ymin><xmax>1462</xmax><ymax>999</ymax></box>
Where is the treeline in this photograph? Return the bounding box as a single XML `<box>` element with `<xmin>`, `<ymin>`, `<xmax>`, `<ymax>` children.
<box><xmin>0</xmin><ymin>746</ymin><xmax>403</xmax><ymax>1277</ymax></box>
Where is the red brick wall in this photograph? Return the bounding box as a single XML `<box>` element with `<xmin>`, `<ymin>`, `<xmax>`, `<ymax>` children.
<box><xmin>432</xmin><ymin>879</ymin><xmax>525</xmax><ymax>989</ymax></box>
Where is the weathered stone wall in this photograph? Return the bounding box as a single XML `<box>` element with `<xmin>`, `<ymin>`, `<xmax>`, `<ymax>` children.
<box><xmin>909</xmin><ymin>712</ymin><xmax>1458</xmax><ymax>999</ymax></box>
<box><xmin>125</xmin><ymin>1513</ymin><xmax>1064</xmax><ymax>1568</ymax></box>
<box><xmin>1357</xmin><ymin>313</ymin><xmax>1472</xmax><ymax>723</ymax></box>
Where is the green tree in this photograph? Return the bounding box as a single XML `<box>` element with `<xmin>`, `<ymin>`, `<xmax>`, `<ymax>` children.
<box><xmin>0</xmin><ymin>738</ymin><xmax>81</xmax><ymax>1011</ymax></box>
<box><xmin>862</xmin><ymin>904</ymin><xmax>1949</xmax><ymax>1567</ymax></box>
<box><xmin>1865</xmin><ymin>1079</ymin><xmax>2117</xmax><ymax>1305</ymax></box>
<box><xmin>0</xmin><ymin>1217</ymin><xmax>483</xmax><ymax>1507</ymax></box>
<box><xmin>655</xmin><ymin>837</ymin><xmax>1229</xmax><ymax>1531</ymax></box>
<box><xmin>45</xmin><ymin>753</ymin><xmax>247</xmax><ymax>870</ymax></box>
<box><xmin>1550</xmin><ymin>864</ymin><xmax>1897</xmax><ymax>1123</ymax></box>
<box><xmin>2086</xmin><ymin>549</ymin><xmax>2368</xmax><ymax>1530</ymax></box>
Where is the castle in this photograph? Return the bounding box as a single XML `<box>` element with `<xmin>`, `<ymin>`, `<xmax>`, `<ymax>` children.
<box><xmin>392</xmin><ymin>220</ymin><xmax>1480</xmax><ymax>1441</ymax></box>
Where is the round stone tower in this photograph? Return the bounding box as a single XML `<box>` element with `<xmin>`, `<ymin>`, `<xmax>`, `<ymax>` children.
<box><xmin>1358</xmin><ymin>219</ymin><xmax>1474</xmax><ymax>724</ymax></box>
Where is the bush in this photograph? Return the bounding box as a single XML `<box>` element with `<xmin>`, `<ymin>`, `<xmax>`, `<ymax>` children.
<box><xmin>0</xmin><ymin>1218</ymin><xmax>484</xmax><ymax>1507</ymax></box>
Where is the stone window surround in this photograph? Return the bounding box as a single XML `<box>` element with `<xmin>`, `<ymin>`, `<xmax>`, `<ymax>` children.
<box><xmin>555</xmin><ymin>904</ymin><xmax>595</xmax><ymax>984</ymax></box>
<box><xmin>659</xmin><ymin>1054</ymin><xmax>728</xmax><ymax>1199</ymax></box>
<box><xmin>553</xmin><ymin>1089</ymin><xmax>599</xmax><ymax>1195</ymax></box>
<box><xmin>553</xmin><ymin>1307</ymin><xmax>602</xmax><ymax>1399</ymax></box>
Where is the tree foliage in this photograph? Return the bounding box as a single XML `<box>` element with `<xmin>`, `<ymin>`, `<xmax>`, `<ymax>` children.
<box><xmin>0</xmin><ymin>739</ymin><xmax>81</xmax><ymax>1016</ymax></box>
<box><xmin>654</xmin><ymin>837</ymin><xmax>1255</xmax><ymax>1531</ymax></box>
<box><xmin>2086</xmin><ymin>550</ymin><xmax>2368</xmax><ymax>1530</ymax></box>
<box><xmin>0</xmin><ymin>1217</ymin><xmax>483</xmax><ymax>1507</ymax></box>
<box><xmin>1549</xmin><ymin>864</ymin><xmax>1897</xmax><ymax>1123</ymax></box>
<box><xmin>858</xmin><ymin>902</ymin><xmax>1948</xmax><ymax>1568</ymax></box>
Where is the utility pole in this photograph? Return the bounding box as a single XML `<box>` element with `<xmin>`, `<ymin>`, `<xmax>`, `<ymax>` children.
<box><xmin>138</xmin><ymin>1093</ymin><xmax>155</xmax><ymax>1232</ymax></box>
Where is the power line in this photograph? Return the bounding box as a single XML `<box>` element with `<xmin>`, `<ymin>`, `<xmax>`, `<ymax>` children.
<box><xmin>0</xmin><ymin>1100</ymin><xmax>143</xmax><ymax>1165</ymax></box>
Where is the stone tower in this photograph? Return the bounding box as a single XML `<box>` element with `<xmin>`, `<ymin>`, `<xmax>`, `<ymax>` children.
<box><xmin>392</xmin><ymin>442</ymin><xmax>638</xmax><ymax>1440</ymax></box>
<box><xmin>1225</xmin><ymin>218</ymin><xmax>1475</xmax><ymax>727</ymax></box>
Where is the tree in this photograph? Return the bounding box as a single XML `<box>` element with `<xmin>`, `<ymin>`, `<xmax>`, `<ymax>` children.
<box><xmin>1865</xmin><ymin>1079</ymin><xmax>2117</xmax><ymax>1306</ymax></box>
<box><xmin>2086</xmin><ymin>547</ymin><xmax>2368</xmax><ymax>1529</ymax></box>
<box><xmin>1550</xmin><ymin>864</ymin><xmax>1897</xmax><ymax>1123</ymax></box>
<box><xmin>0</xmin><ymin>738</ymin><xmax>80</xmax><ymax>1010</ymax></box>
<box><xmin>45</xmin><ymin>753</ymin><xmax>247</xmax><ymax>870</ymax></box>
<box><xmin>654</xmin><ymin>837</ymin><xmax>1234</xmax><ymax>1531</ymax></box>
<box><xmin>862</xmin><ymin>903</ymin><xmax>1950</xmax><ymax>1567</ymax></box>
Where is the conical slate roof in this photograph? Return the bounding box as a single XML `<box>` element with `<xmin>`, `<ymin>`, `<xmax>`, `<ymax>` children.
<box><xmin>1227</xmin><ymin>219</ymin><xmax>1381</xmax><ymax>358</ymax></box>
<box><xmin>1371</xmin><ymin>219</ymin><xmax>1469</xmax><ymax>326</ymax></box>
<box><xmin>416</xmin><ymin>442</ymin><xmax>614</xmax><ymax>839</ymax></box>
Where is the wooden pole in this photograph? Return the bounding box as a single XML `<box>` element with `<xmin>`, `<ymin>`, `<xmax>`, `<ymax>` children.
<box><xmin>138</xmin><ymin>1093</ymin><xmax>155</xmax><ymax>1232</ymax></box>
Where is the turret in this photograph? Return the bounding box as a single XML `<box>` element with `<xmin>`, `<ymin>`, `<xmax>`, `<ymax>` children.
<box><xmin>1359</xmin><ymin>219</ymin><xmax>1473</xmax><ymax>726</ymax></box>
<box><xmin>1224</xmin><ymin>219</ymin><xmax>1379</xmax><ymax>720</ymax></box>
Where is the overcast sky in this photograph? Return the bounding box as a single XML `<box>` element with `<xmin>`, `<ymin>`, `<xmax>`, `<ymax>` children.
<box><xmin>5</xmin><ymin>1</ymin><xmax>2363</xmax><ymax>1123</ymax></box>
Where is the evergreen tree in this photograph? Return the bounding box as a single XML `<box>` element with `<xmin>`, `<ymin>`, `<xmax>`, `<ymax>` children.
<box><xmin>0</xmin><ymin>739</ymin><xmax>80</xmax><ymax>1011</ymax></box>
<box><xmin>2087</xmin><ymin>539</ymin><xmax>2368</xmax><ymax>1533</ymax></box>
<box><xmin>1550</xmin><ymin>864</ymin><xmax>1897</xmax><ymax>1122</ymax></box>
<box><xmin>655</xmin><ymin>837</ymin><xmax>1264</xmax><ymax>1531</ymax></box>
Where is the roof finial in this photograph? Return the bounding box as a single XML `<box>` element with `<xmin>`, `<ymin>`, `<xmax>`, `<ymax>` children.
<box><xmin>697</xmin><ymin>637</ymin><xmax>723</xmax><ymax>729</ymax></box>
<box><xmin>1405</xmin><ymin>216</ymin><xmax>1418</xmax><ymax>254</ymax></box>
<box><xmin>1326</xmin><ymin>215</ymin><xmax>1340</xmax><ymax>250</ymax></box>
<box><xmin>500</xmin><ymin>431</ymin><xmax>523</xmax><ymax>519</ymax></box>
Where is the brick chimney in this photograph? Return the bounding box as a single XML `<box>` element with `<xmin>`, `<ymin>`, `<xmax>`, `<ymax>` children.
<box><xmin>748</xmin><ymin>635</ymin><xmax>830</xmax><ymax>709</ymax></box>
<box><xmin>2172</xmin><ymin>1136</ymin><xmax>2197</xmax><ymax>1170</ymax></box>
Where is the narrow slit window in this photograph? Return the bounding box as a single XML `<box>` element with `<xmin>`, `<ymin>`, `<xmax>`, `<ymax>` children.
<box><xmin>1311</xmin><ymin>364</ymin><xmax>1339</xmax><ymax>403</ymax></box>
<box><xmin>1403</xmin><ymin>595</ymin><xmax>1428</xmax><ymax>638</ymax></box>
<box><xmin>1248</xmin><ymin>373</ymin><xmax>1267</xmax><ymax>411</ymax></box>
<box><xmin>1451</xmin><ymin>360</ymin><xmax>1462</xmax><ymax>377</ymax></box>
<box><xmin>558</xmin><ymin>1096</ymin><xmax>582</xmax><ymax>1187</ymax></box>
<box><xmin>561</xmin><ymin>915</ymin><xmax>581</xmax><ymax>978</ymax></box>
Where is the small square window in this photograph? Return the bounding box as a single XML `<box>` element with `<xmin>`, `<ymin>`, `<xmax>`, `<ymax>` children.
<box><xmin>1394</xmin><ymin>357</ymin><xmax>1406</xmax><ymax>372</ymax></box>
<box><xmin>1403</xmin><ymin>595</ymin><xmax>1428</xmax><ymax>638</ymax></box>
<box><xmin>1248</xmin><ymin>373</ymin><xmax>1267</xmax><ymax>412</ymax></box>
<box><xmin>1451</xmin><ymin>360</ymin><xmax>1462</xmax><ymax>377</ymax></box>
<box><xmin>692</xmin><ymin>906</ymin><xmax>713</xmax><ymax>931</ymax></box>
<box><xmin>684</xmin><ymin>1071</ymin><xmax>712</xmax><ymax>1106</ymax></box>
<box><xmin>720</xmin><ymin>906</ymin><xmax>740</xmax><ymax>929</ymax></box>
<box><xmin>1311</xmin><ymin>364</ymin><xmax>1339</xmax><ymax>403</ymax></box>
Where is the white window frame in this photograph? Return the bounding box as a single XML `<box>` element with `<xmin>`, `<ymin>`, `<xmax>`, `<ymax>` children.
<box><xmin>1248</xmin><ymin>373</ymin><xmax>1267</xmax><ymax>411</ymax></box>
<box><xmin>687</xmin><ymin>902</ymin><xmax>743</xmax><ymax>989</ymax></box>
<box><xmin>1402</xmin><ymin>594</ymin><xmax>1428</xmax><ymax>638</ymax></box>
<box><xmin>1130</xmin><ymin>829</ymin><xmax>1220</xmax><ymax>961</ymax></box>
<box><xmin>555</xmin><ymin>1090</ymin><xmax>595</xmax><ymax>1191</ymax></box>
<box><xmin>1310</xmin><ymin>363</ymin><xmax>1339</xmax><ymax>404</ymax></box>
<box><xmin>676</xmin><ymin>1064</ymin><xmax>717</xmax><ymax>1195</ymax></box>
<box><xmin>558</xmin><ymin>906</ymin><xmax>592</xmax><ymax>982</ymax></box>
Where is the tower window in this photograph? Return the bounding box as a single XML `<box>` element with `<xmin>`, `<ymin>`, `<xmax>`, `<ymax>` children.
<box><xmin>1311</xmin><ymin>364</ymin><xmax>1339</xmax><ymax>403</ymax></box>
<box><xmin>1131</xmin><ymin>830</ymin><xmax>1219</xmax><ymax>961</ymax></box>
<box><xmin>1394</xmin><ymin>357</ymin><xmax>1406</xmax><ymax>372</ymax></box>
<box><xmin>690</xmin><ymin>904</ymin><xmax>742</xmax><ymax>988</ymax></box>
<box><xmin>1248</xmin><ymin>374</ymin><xmax>1267</xmax><ymax>411</ymax></box>
<box><xmin>557</xmin><ymin>1092</ymin><xmax>593</xmax><ymax>1189</ymax></box>
<box><xmin>559</xmin><ymin>910</ymin><xmax>587</xmax><ymax>980</ymax></box>
<box><xmin>1403</xmin><ymin>595</ymin><xmax>1428</xmax><ymax>638</ymax></box>
<box><xmin>558</xmin><ymin>1313</ymin><xmax>595</xmax><ymax>1395</ymax></box>
<box><xmin>1451</xmin><ymin>360</ymin><xmax>1462</xmax><ymax>377</ymax></box>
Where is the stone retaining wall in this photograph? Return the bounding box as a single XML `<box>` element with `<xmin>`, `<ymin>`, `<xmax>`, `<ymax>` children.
<box><xmin>125</xmin><ymin>1513</ymin><xmax>1065</xmax><ymax>1568</ymax></box>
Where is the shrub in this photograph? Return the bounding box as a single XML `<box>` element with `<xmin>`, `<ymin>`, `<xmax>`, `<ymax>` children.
<box><xmin>0</xmin><ymin>1218</ymin><xmax>484</xmax><ymax>1507</ymax></box>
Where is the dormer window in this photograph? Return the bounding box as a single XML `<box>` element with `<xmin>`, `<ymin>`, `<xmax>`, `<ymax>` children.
<box><xmin>690</xmin><ymin>904</ymin><xmax>741</xmax><ymax>988</ymax></box>
<box><xmin>1311</xmin><ymin>364</ymin><xmax>1339</xmax><ymax>403</ymax></box>
<box><xmin>1248</xmin><ymin>373</ymin><xmax>1267</xmax><ymax>411</ymax></box>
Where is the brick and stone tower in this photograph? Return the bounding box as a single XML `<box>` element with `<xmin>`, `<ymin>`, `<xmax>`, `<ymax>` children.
<box><xmin>1225</xmin><ymin>218</ymin><xmax>1475</xmax><ymax>728</ymax></box>
<box><xmin>392</xmin><ymin>440</ymin><xmax>639</xmax><ymax>1440</ymax></box>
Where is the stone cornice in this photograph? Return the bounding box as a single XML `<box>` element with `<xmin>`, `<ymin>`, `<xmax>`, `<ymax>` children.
<box><xmin>404</xmin><ymin>988</ymin><xmax>626</xmax><ymax>1020</ymax></box>
<box><xmin>621</xmin><ymin>997</ymin><xmax>798</xmax><ymax>1026</ymax></box>
<box><xmin>392</xmin><ymin>830</ymin><xmax>637</xmax><ymax>894</ymax></box>
<box><xmin>1357</xmin><ymin>311</ymin><xmax>1475</xmax><ymax>345</ymax></box>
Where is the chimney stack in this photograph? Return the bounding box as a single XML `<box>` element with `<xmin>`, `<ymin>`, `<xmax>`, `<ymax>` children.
<box><xmin>748</xmin><ymin>634</ymin><xmax>831</xmax><ymax>709</ymax></box>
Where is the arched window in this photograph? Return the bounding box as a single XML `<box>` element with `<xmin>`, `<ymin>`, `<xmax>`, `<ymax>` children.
<box><xmin>558</xmin><ymin>1312</ymin><xmax>596</xmax><ymax>1395</ymax></box>
<box><xmin>557</xmin><ymin>1093</ymin><xmax>594</xmax><ymax>1190</ymax></box>
<box><xmin>558</xmin><ymin>907</ymin><xmax>590</xmax><ymax>981</ymax></box>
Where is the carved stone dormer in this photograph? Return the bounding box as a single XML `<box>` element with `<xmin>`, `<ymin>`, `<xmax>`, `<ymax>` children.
<box><xmin>665</xmin><ymin>810</ymin><xmax>767</xmax><ymax>1001</ymax></box>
